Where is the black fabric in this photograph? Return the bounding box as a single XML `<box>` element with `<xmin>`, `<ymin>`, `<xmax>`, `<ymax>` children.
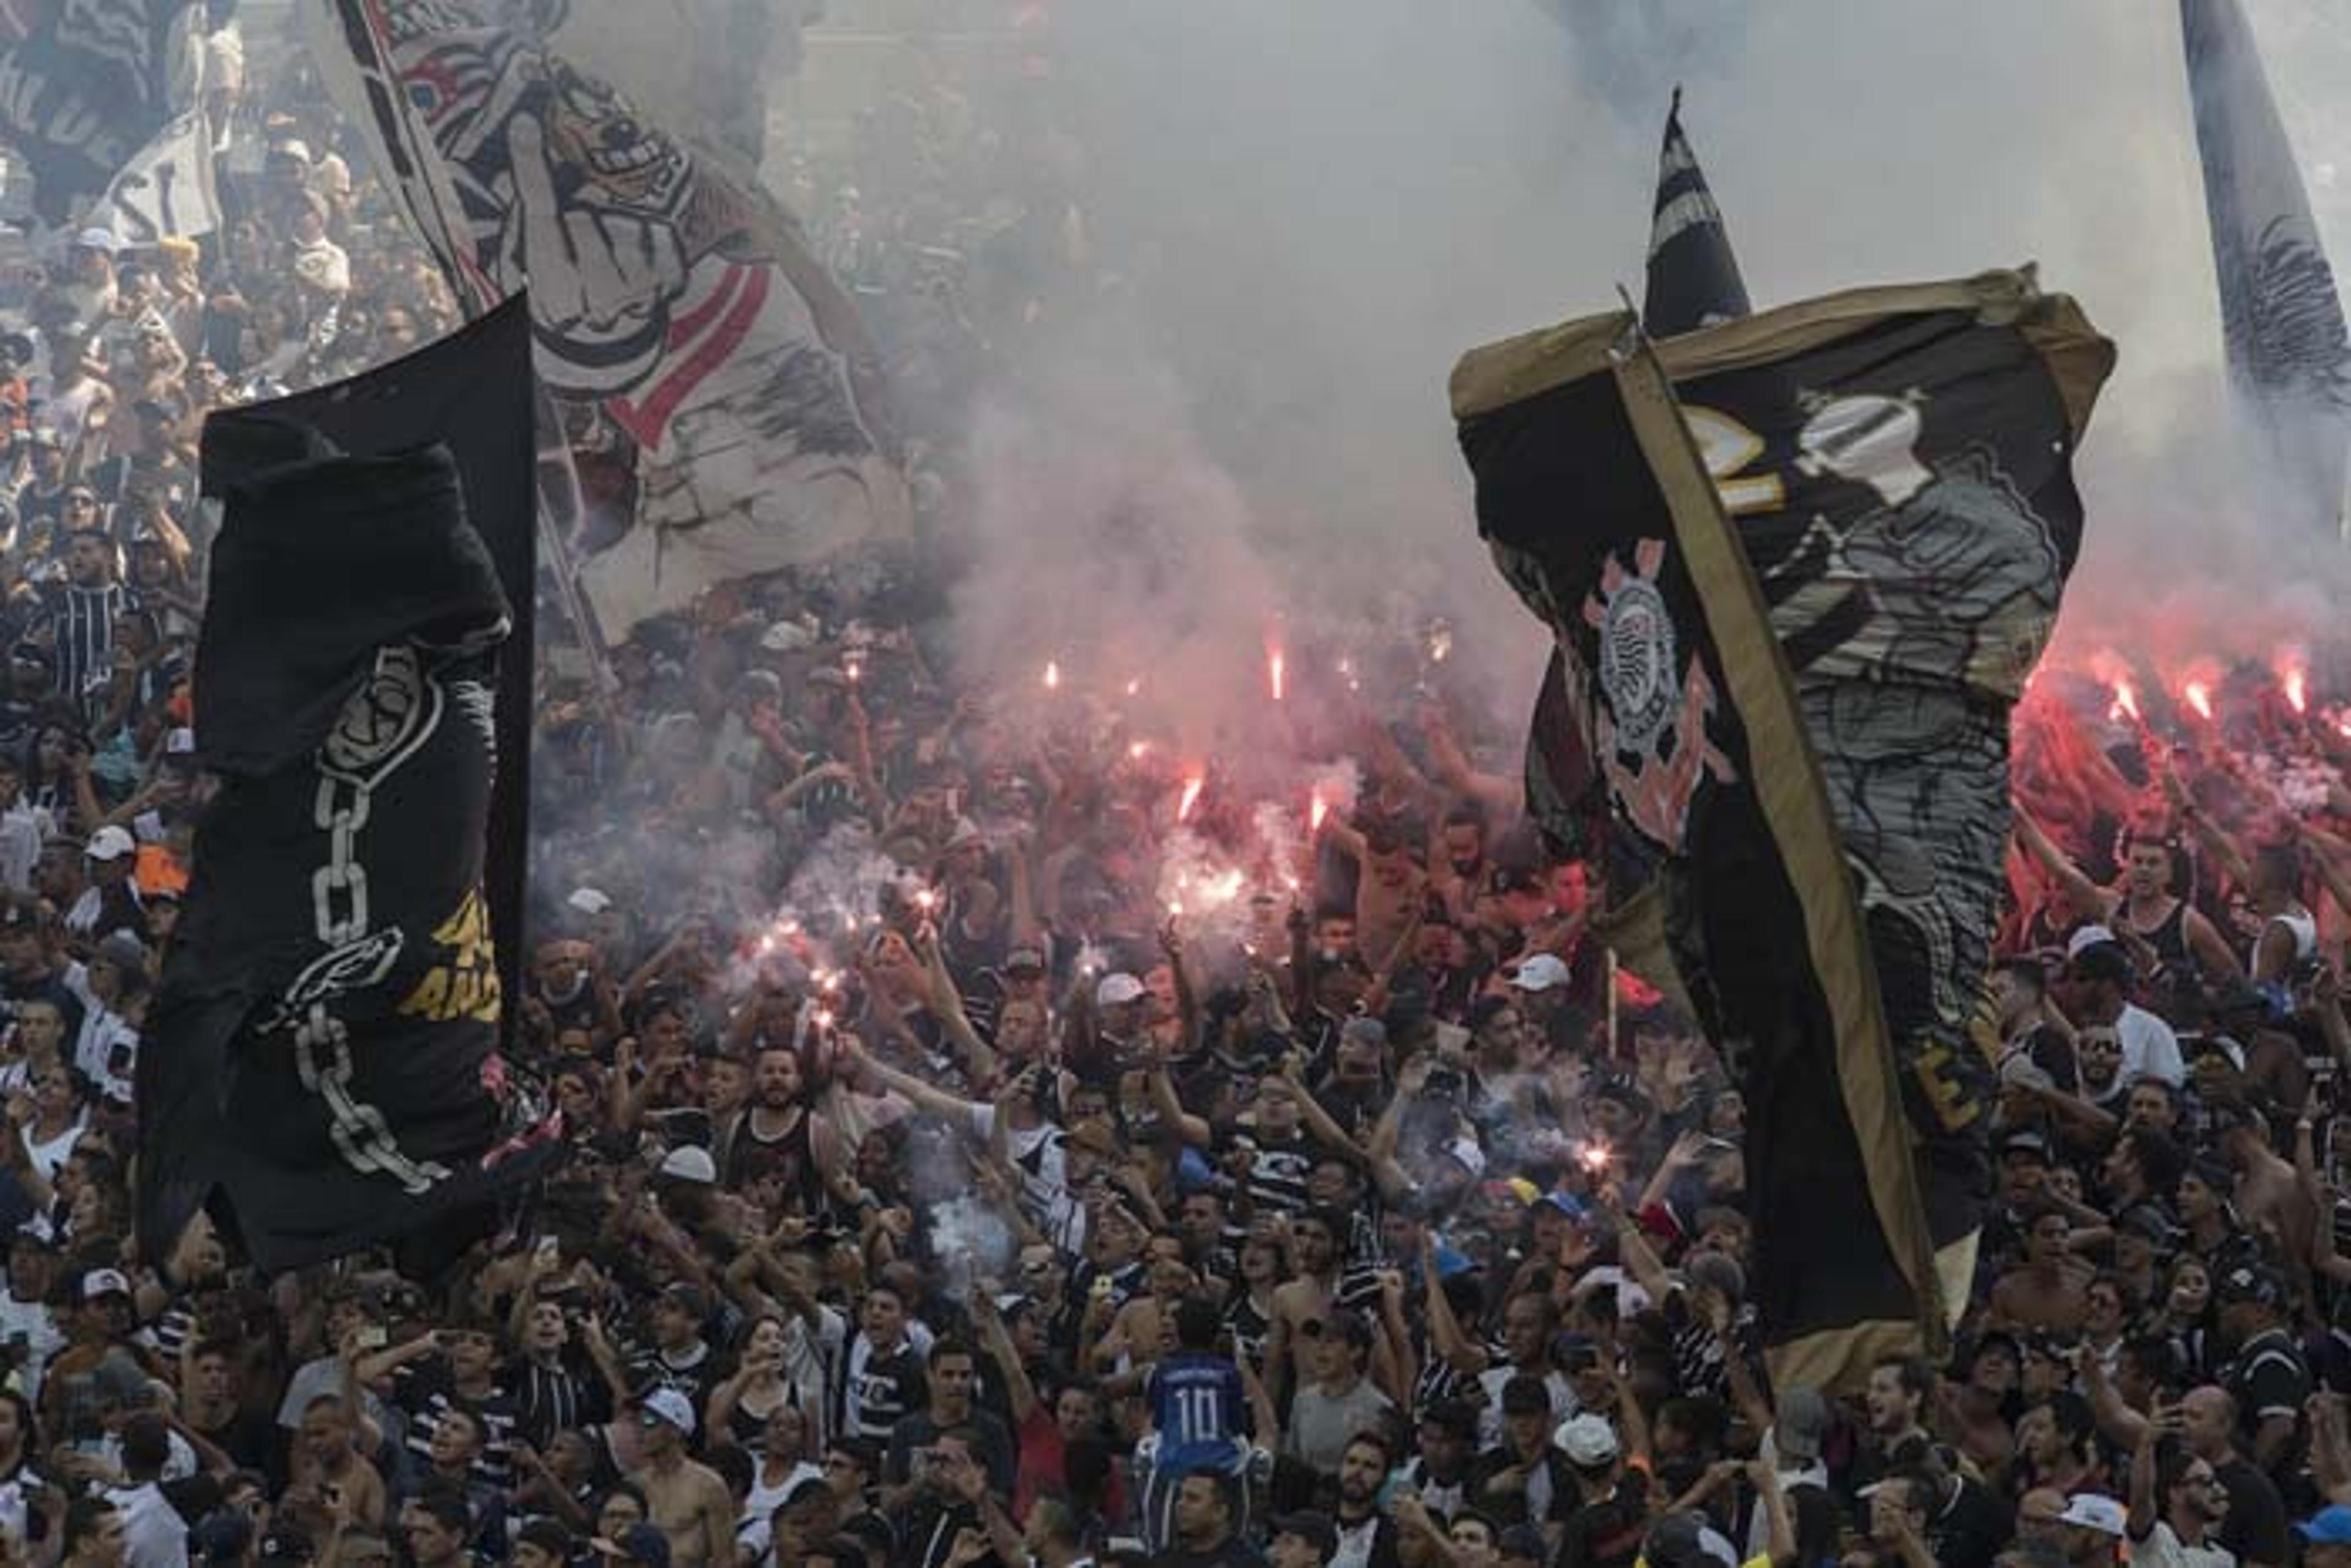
<box><xmin>199</xmin><ymin>299</ymin><xmax>538</xmax><ymax>1052</ymax></box>
<box><xmin>0</xmin><ymin>1</ymin><xmax>205</xmax><ymax>223</ymax></box>
<box><xmin>1460</xmin><ymin>282</ymin><xmax>2111</xmax><ymax>1382</ymax></box>
<box><xmin>142</xmin><ymin>323</ymin><xmax>557</xmax><ymax>1270</ymax></box>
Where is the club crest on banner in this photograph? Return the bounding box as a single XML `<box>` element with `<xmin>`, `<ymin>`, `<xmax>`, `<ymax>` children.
<box><xmin>1582</xmin><ymin>539</ymin><xmax>1733</xmax><ymax>855</ymax></box>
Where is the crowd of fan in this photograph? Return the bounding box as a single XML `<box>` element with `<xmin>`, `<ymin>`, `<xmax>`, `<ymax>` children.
<box><xmin>2</xmin><ymin>13</ymin><xmax>2351</xmax><ymax>1568</ymax></box>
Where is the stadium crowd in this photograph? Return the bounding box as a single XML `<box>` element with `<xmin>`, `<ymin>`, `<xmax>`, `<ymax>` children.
<box><xmin>0</xmin><ymin>10</ymin><xmax>2350</xmax><ymax>1568</ymax></box>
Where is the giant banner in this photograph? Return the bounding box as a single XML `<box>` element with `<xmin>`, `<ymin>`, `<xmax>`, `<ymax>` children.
<box><xmin>1457</xmin><ymin>271</ymin><xmax>2113</xmax><ymax>1389</ymax></box>
<box><xmin>309</xmin><ymin>0</ymin><xmax>909</xmax><ymax>634</ymax></box>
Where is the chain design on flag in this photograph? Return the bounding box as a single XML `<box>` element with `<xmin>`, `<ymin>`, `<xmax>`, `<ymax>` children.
<box><xmin>293</xmin><ymin>1003</ymin><xmax>451</xmax><ymax>1194</ymax></box>
<box><xmin>277</xmin><ymin>645</ymin><xmax>457</xmax><ymax>1190</ymax></box>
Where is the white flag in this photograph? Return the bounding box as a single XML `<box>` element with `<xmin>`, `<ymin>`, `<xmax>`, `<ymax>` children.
<box><xmin>102</xmin><ymin>107</ymin><xmax>220</xmax><ymax>242</ymax></box>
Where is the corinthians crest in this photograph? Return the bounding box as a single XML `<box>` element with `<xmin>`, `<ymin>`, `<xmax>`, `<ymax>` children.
<box><xmin>1583</xmin><ymin>539</ymin><xmax>1734</xmax><ymax>854</ymax></box>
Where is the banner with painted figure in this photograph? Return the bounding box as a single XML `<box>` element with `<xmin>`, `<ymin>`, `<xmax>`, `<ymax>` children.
<box><xmin>0</xmin><ymin>0</ymin><xmax>211</xmax><ymax>226</ymax></box>
<box><xmin>2180</xmin><ymin>0</ymin><xmax>2351</xmax><ymax>536</ymax></box>
<box><xmin>141</xmin><ymin>315</ymin><xmax>558</xmax><ymax>1270</ymax></box>
<box><xmin>492</xmin><ymin>0</ymin><xmax>810</xmax><ymax>182</ymax></box>
<box><xmin>1457</xmin><ymin>271</ymin><xmax>2113</xmax><ymax>1390</ymax></box>
<box><xmin>308</xmin><ymin>0</ymin><xmax>909</xmax><ymax>636</ymax></box>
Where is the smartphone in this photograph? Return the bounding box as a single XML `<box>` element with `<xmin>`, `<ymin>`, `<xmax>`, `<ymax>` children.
<box><xmin>354</xmin><ymin>1324</ymin><xmax>388</xmax><ymax>1352</ymax></box>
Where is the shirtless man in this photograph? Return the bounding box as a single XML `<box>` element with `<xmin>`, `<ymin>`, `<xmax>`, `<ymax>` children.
<box><xmin>288</xmin><ymin>1395</ymin><xmax>386</xmax><ymax>1534</ymax></box>
<box><xmin>1988</xmin><ymin>1201</ymin><xmax>2091</xmax><ymax>1332</ymax></box>
<box><xmin>626</xmin><ymin>1390</ymin><xmax>732</xmax><ymax>1568</ymax></box>
<box><xmin>2216</xmin><ymin>1108</ymin><xmax>2315</xmax><ymax>1288</ymax></box>
<box><xmin>1264</xmin><ymin>1208</ymin><xmax>1344</xmax><ymax>1407</ymax></box>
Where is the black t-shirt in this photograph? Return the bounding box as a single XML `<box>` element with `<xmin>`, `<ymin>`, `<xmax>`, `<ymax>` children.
<box><xmin>2216</xmin><ymin>1453</ymin><xmax>2291</xmax><ymax>1566</ymax></box>
<box><xmin>1927</xmin><ymin>1476</ymin><xmax>2012</xmax><ymax>1568</ymax></box>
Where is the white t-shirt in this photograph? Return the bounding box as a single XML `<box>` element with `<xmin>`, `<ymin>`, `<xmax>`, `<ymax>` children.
<box><xmin>2118</xmin><ymin>1004</ymin><xmax>2186</xmax><ymax>1087</ymax></box>
<box><xmin>2131</xmin><ymin>1520</ymin><xmax>2234</xmax><ymax>1568</ymax></box>
<box><xmin>105</xmin><ymin>1479</ymin><xmax>187</xmax><ymax>1568</ymax></box>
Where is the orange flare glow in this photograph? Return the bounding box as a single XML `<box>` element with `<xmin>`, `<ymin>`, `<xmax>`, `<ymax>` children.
<box><xmin>1177</xmin><ymin>775</ymin><xmax>1204</xmax><ymax>822</ymax></box>
<box><xmin>2183</xmin><ymin>681</ymin><xmax>2213</xmax><ymax>722</ymax></box>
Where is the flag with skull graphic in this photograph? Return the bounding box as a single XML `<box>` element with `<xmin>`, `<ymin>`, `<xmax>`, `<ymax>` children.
<box><xmin>1455</xmin><ymin>270</ymin><xmax>2113</xmax><ymax>1391</ymax></box>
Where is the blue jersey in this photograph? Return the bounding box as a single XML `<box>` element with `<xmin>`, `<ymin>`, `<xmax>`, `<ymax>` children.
<box><xmin>1146</xmin><ymin>1352</ymin><xmax>1248</xmax><ymax>1476</ymax></box>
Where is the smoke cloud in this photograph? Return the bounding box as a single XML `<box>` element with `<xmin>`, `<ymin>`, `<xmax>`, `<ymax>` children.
<box><xmin>884</xmin><ymin>0</ymin><xmax>2351</xmax><ymax>732</ymax></box>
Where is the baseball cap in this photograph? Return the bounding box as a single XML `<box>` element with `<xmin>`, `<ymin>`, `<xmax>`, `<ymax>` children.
<box><xmin>2217</xmin><ymin>1263</ymin><xmax>2286</xmax><ymax>1309</ymax></box>
<box><xmin>2058</xmin><ymin>1493</ymin><xmax>2127</xmax><ymax>1537</ymax></box>
<box><xmin>1774</xmin><ymin>1386</ymin><xmax>1832</xmax><ymax>1465</ymax></box>
<box><xmin>2298</xmin><ymin>1506</ymin><xmax>2351</xmax><ymax>1547</ymax></box>
<box><xmin>1641</xmin><ymin>1510</ymin><xmax>1738</xmax><ymax>1568</ymax></box>
<box><xmin>566</xmin><ymin>887</ymin><xmax>614</xmax><ymax>916</ymax></box>
<box><xmin>1269</xmin><ymin>1511</ymin><xmax>1337</xmax><ymax>1556</ymax></box>
<box><xmin>1554</xmin><ymin>1413</ymin><xmax>1620</xmax><ymax>1468</ymax></box>
<box><xmin>637</xmin><ymin>1387</ymin><xmax>696</xmax><ymax>1436</ymax></box>
<box><xmin>80</xmin><ymin>1267</ymin><xmax>132</xmax><ymax>1302</ymax></box>
<box><xmin>1509</xmin><ymin>953</ymin><xmax>1571</xmax><ymax>993</ymax></box>
<box><xmin>655</xmin><ymin>1146</ymin><xmax>716</xmax><ymax>1185</ymax></box>
<box><xmin>1003</xmin><ymin>945</ymin><xmax>1046</xmax><ymax>974</ymax></box>
<box><xmin>1095</xmin><ymin>972</ymin><xmax>1146</xmax><ymax>1007</ymax></box>
<box><xmin>71</xmin><ymin>227</ymin><xmax>119</xmax><ymax>253</ymax></box>
<box><xmin>775</xmin><ymin>1463</ymin><xmax>828</xmax><ymax>1510</ymax></box>
<box><xmin>2065</xmin><ymin>924</ymin><xmax>2118</xmax><ymax>959</ymax></box>
<box><xmin>86</xmin><ymin>825</ymin><xmax>136</xmax><ymax>862</ymax></box>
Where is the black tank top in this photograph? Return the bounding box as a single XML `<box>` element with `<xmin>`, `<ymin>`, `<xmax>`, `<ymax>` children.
<box><xmin>2121</xmin><ymin>897</ymin><xmax>2195</xmax><ymax>980</ymax></box>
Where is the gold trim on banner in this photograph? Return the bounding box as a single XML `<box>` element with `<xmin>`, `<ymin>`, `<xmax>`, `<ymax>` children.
<box><xmin>1451</xmin><ymin>268</ymin><xmax>2114</xmax><ymax>438</ymax></box>
<box><xmin>1611</xmin><ymin>329</ymin><xmax>1946</xmax><ymax>1356</ymax></box>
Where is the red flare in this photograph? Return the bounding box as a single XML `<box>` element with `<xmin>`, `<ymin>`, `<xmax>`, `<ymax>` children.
<box><xmin>1043</xmin><ymin>660</ymin><xmax>1061</xmax><ymax>691</ymax></box>
<box><xmin>2183</xmin><ymin>681</ymin><xmax>2213</xmax><ymax>722</ymax></box>
<box><xmin>1177</xmin><ymin>774</ymin><xmax>1204</xmax><ymax>823</ymax></box>
<box><xmin>2285</xmin><ymin>667</ymin><xmax>2309</xmax><ymax>716</ymax></box>
<box><xmin>1268</xmin><ymin>648</ymin><xmax>1286</xmax><ymax>703</ymax></box>
<box><xmin>1309</xmin><ymin>789</ymin><xmax>1329</xmax><ymax>834</ymax></box>
<box><xmin>2109</xmin><ymin>680</ymin><xmax>2140</xmax><ymax>724</ymax></box>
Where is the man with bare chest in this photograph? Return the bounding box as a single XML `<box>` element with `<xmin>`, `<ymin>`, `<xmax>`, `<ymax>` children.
<box><xmin>626</xmin><ymin>1391</ymin><xmax>733</xmax><ymax>1568</ymax></box>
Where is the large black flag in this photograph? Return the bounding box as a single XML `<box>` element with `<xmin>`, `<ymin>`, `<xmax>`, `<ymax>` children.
<box><xmin>1526</xmin><ymin>92</ymin><xmax>1752</xmax><ymax>861</ymax></box>
<box><xmin>2180</xmin><ymin>0</ymin><xmax>2351</xmax><ymax>536</ymax></box>
<box><xmin>1457</xmin><ymin>271</ymin><xmax>2113</xmax><ymax>1389</ymax></box>
<box><xmin>201</xmin><ymin>299</ymin><xmax>538</xmax><ymax>1029</ymax></box>
<box><xmin>0</xmin><ymin>1</ymin><xmax>209</xmax><ymax>225</ymax></box>
<box><xmin>142</xmin><ymin>306</ymin><xmax>555</xmax><ymax>1270</ymax></box>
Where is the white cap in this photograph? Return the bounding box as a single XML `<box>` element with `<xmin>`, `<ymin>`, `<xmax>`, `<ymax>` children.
<box><xmin>1095</xmin><ymin>972</ymin><xmax>1146</xmax><ymax>1007</ymax></box>
<box><xmin>1554</xmin><ymin>1413</ymin><xmax>1621</xmax><ymax>1466</ymax></box>
<box><xmin>656</xmin><ymin>1146</ymin><xmax>716</xmax><ymax>1185</ymax></box>
<box><xmin>567</xmin><ymin>887</ymin><xmax>613</xmax><ymax>916</ymax></box>
<box><xmin>71</xmin><ymin>227</ymin><xmax>119</xmax><ymax>253</ymax></box>
<box><xmin>759</xmin><ymin>619</ymin><xmax>813</xmax><ymax>652</ymax></box>
<box><xmin>1509</xmin><ymin>953</ymin><xmax>1572</xmax><ymax>993</ymax></box>
<box><xmin>1445</xmin><ymin>1135</ymin><xmax>1487</xmax><ymax>1177</ymax></box>
<box><xmin>2058</xmin><ymin>1494</ymin><xmax>2126</xmax><ymax>1537</ymax></box>
<box><xmin>2066</xmin><ymin>924</ymin><xmax>2118</xmax><ymax>959</ymax></box>
<box><xmin>639</xmin><ymin>1386</ymin><xmax>696</xmax><ymax>1435</ymax></box>
<box><xmin>85</xmin><ymin>825</ymin><xmax>136</xmax><ymax>862</ymax></box>
<box><xmin>80</xmin><ymin>1268</ymin><xmax>132</xmax><ymax>1300</ymax></box>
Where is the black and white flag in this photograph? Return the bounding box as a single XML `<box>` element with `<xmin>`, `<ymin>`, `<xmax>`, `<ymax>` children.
<box><xmin>0</xmin><ymin>1</ymin><xmax>209</xmax><ymax>226</ymax></box>
<box><xmin>2181</xmin><ymin>0</ymin><xmax>2351</xmax><ymax>536</ymax></box>
<box><xmin>1643</xmin><ymin>86</ymin><xmax>1751</xmax><ymax>337</ymax></box>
